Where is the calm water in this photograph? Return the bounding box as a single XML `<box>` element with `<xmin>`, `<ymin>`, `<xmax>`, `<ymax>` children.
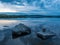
<box><xmin>0</xmin><ymin>18</ymin><xmax>60</xmax><ymax>45</ymax></box>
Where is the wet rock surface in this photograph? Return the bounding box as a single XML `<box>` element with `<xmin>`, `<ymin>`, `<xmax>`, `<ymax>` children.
<box><xmin>12</xmin><ymin>23</ymin><xmax>31</xmax><ymax>39</ymax></box>
<box><xmin>37</xmin><ymin>31</ymin><xmax>56</xmax><ymax>40</ymax></box>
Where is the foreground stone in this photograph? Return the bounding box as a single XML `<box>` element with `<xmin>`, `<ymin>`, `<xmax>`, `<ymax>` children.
<box><xmin>37</xmin><ymin>30</ymin><xmax>56</xmax><ymax>40</ymax></box>
<box><xmin>12</xmin><ymin>23</ymin><xmax>31</xmax><ymax>39</ymax></box>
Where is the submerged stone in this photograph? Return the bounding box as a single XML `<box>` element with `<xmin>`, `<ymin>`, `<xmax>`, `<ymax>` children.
<box><xmin>12</xmin><ymin>23</ymin><xmax>31</xmax><ymax>39</ymax></box>
<box><xmin>37</xmin><ymin>30</ymin><xmax>56</xmax><ymax>40</ymax></box>
<box><xmin>3</xmin><ymin>26</ymin><xmax>9</xmax><ymax>27</ymax></box>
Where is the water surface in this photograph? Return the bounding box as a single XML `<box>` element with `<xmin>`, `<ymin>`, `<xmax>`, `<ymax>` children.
<box><xmin>0</xmin><ymin>18</ymin><xmax>60</xmax><ymax>45</ymax></box>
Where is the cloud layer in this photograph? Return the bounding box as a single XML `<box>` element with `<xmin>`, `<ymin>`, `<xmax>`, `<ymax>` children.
<box><xmin>0</xmin><ymin>1</ymin><xmax>16</xmax><ymax>12</ymax></box>
<box><xmin>0</xmin><ymin>1</ymin><xmax>39</xmax><ymax>12</ymax></box>
<box><xmin>0</xmin><ymin>0</ymin><xmax>60</xmax><ymax>15</ymax></box>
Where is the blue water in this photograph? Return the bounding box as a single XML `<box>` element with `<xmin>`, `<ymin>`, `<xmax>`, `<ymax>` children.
<box><xmin>0</xmin><ymin>18</ymin><xmax>60</xmax><ymax>45</ymax></box>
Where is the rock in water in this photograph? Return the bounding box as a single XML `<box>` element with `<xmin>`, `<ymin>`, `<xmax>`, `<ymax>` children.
<box><xmin>37</xmin><ymin>30</ymin><xmax>56</xmax><ymax>40</ymax></box>
<box><xmin>12</xmin><ymin>23</ymin><xmax>31</xmax><ymax>39</ymax></box>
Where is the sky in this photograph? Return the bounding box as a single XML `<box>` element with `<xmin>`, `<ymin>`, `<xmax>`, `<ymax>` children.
<box><xmin>0</xmin><ymin>0</ymin><xmax>60</xmax><ymax>15</ymax></box>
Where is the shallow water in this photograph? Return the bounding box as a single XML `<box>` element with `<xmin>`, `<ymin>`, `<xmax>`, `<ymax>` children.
<box><xmin>0</xmin><ymin>18</ymin><xmax>60</xmax><ymax>45</ymax></box>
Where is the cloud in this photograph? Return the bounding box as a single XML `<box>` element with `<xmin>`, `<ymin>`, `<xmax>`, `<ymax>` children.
<box><xmin>0</xmin><ymin>0</ymin><xmax>60</xmax><ymax>15</ymax></box>
<box><xmin>0</xmin><ymin>1</ymin><xmax>39</xmax><ymax>12</ymax></box>
<box><xmin>0</xmin><ymin>1</ymin><xmax>47</xmax><ymax>15</ymax></box>
<box><xmin>0</xmin><ymin>1</ymin><xmax>17</xmax><ymax>12</ymax></box>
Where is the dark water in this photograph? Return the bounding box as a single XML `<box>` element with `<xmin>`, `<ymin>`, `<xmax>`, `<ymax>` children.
<box><xmin>0</xmin><ymin>18</ymin><xmax>60</xmax><ymax>45</ymax></box>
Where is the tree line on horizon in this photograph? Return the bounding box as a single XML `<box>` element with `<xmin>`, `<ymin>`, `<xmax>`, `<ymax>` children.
<box><xmin>0</xmin><ymin>14</ymin><xmax>60</xmax><ymax>18</ymax></box>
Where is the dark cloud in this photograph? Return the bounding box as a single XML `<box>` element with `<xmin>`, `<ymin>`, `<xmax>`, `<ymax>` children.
<box><xmin>0</xmin><ymin>0</ymin><xmax>14</xmax><ymax>2</ymax></box>
<box><xmin>0</xmin><ymin>0</ymin><xmax>60</xmax><ymax>15</ymax></box>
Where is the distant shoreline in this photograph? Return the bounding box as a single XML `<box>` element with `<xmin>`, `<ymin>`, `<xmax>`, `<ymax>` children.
<box><xmin>0</xmin><ymin>14</ymin><xmax>60</xmax><ymax>18</ymax></box>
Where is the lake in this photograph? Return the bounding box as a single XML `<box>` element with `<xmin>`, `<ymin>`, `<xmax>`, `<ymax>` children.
<box><xmin>0</xmin><ymin>18</ymin><xmax>60</xmax><ymax>45</ymax></box>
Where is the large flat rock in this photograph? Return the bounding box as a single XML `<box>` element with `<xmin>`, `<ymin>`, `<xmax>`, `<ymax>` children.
<box><xmin>37</xmin><ymin>31</ymin><xmax>56</xmax><ymax>40</ymax></box>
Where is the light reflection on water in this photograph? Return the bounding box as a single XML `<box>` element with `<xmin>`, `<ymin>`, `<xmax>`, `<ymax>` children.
<box><xmin>0</xmin><ymin>18</ymin><xmax>60</xmax><ymax>33</ymax></box>
<box><xmin>0</xmin><ymin>18</ymin><xmax>60</xmax><ymax>45</ymax></box>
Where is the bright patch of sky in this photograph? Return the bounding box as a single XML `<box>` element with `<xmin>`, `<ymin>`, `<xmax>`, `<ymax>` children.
<box><xmin>0</xmin><ymin>0</ymin><xmax>60</xmax><ymax>15</ymax></box>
